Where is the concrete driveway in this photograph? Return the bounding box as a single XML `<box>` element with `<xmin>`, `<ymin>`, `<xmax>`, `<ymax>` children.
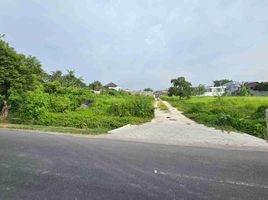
<box><xmin>101</xmin><ymin>100</ymin><xmax>268</xmax><ymax>151</ymax></box>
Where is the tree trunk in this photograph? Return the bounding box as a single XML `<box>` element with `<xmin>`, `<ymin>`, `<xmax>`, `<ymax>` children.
<box><xmin>1</xmin><ymin>100</ymin><xmax>9</xmax><ymax>119</ymax></box>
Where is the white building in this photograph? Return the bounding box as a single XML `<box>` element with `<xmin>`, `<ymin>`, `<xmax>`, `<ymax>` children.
<box><xmin>203</xmin><ymin>86</ymin><xmax>226</xmax><ymax>96</ymax></box>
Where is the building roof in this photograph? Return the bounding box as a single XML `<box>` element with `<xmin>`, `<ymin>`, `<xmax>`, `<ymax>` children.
<box><xmin>245</xmin><ymin>82</ymin><xmax>259</xmax><ymax>89</ymax></box>
<box><xmin>104</xmin><ymin>82</ymin><xmax>118</xmax><ymax>88</ymax></box>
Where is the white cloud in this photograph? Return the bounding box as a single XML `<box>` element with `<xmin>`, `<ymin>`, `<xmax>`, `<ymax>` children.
<box><xmin>1</xmin><ymin>0</ymin><xmax>268</xmax><ymax>89</ymax></box>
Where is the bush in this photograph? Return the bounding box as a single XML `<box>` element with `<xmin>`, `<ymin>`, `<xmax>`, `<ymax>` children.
<box><xmin>6</xmin><ymin>85</ymin><xmax>155</xmax><ymax>131</ymax></box>
<box><xmin>37</xmin><ymin>111</ymin><xmax>149</xmax><ymax>129</ymax></box>
<box><xmin>100</xmin><ymin>95</ymin><xmax>154</xmax><ymax>118</ymax></box>
<box><xmin>18</xmin><ymin>89</ymin><xmax>50</xmax><ymax>121</ymax></box>
<box><xmin>48</xmin><ymin>95</ymin><xmax>72</xmax><ymax>113</ymax></box>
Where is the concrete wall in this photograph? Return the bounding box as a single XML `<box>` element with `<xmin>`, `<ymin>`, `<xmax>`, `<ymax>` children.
<box><xmin>249</xmin><ymin>90</ymin><xmax>268</xmax><ymax>96</ymax></box>
<box><xmin>129</xmin><ymin>91</ymin><xmax>154</xmax><ymax>96</ymax></box>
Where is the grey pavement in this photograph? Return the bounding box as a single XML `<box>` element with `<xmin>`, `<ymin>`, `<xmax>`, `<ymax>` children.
<box><xmin>102</xmin><ymin>100</ymin><xmax>268</xmax><ymax>151</ymax></box>
<box><xmin>1</xmin><ymin>129</ymin><xmax>268</xmax><ymax>200</ymax></box>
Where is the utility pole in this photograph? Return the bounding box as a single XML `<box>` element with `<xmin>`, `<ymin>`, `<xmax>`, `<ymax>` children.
<box><xmin>266</xmin><ymin>109</ymin><xmax>268</xmax><ymax>140</ymax></box>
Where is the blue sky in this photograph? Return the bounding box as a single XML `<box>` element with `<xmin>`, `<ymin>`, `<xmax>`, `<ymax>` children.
<box><xmin>0</xmin><ymin>0</ymin><xmax>268</xmax><ymax>89</ymax></box>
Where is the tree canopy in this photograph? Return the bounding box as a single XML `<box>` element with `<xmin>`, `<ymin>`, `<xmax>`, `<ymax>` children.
<box><xmin>89</xmin><ymin>81</ymin><xmax>103</xmax><ymax>91</ymax></box>
<box><xmin>192</xmin><ymin>84</ymin><xmax>206</xmax><ymax>96</ymax></box>
<box><xmin>143</xmin><ymin>88</ymin><xmax>153</xmax><ymax>92</ymax></box>
<box><xmin>254</xmin><ymin>82</ymin><xmax>268</xmax><ymax>91</ymax></box>
<box><xmin>0</xmin><ymin>35</ymin><xmax>43</xmax><ymax>100</ymax></box>
<box><xmin>47</xmin><ymin>70</ymin><xmax>85</xmax><ymax>88</ymax></box>
<box><xmin>213</xmin><ymin>79</ymin><xmax>232</xmax><ymax>87</ymax></box>
<box><xmin>168</xmin><ymin>77</ymin><xmax>192</xmax><ymax>99</ymax></box>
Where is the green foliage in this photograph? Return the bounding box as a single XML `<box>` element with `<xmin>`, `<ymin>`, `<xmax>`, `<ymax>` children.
<box><xmin>192</xmin><ymin>84</ymin><xmax>206</xmax><ymax>96</ymax></box>
<box><xmin>18</xmin><ymin>89</ymin><xmax>50</xmax><ymax>121</ymax></box>
<box><xmin>35</xmin><ymin>94</ymin><xmax>154</xmax><ymax>129</ymax></box>
<box><xmin>47</xmin><ymin>70</ymin><xmax>85</xmax><ymax>88</ymax></box>
<box><xmin>162</xmin><ymin>96</ymin><xmax>268</xmax><ymax>139</ymax></box>
<box><xmin>168</xmin><ymin>77</ymin><xmax>192</xmax><ymax>99</ymax></box>
<box><xmin>213</xmin><ymin>79</ymin><xmax>232</xmax><ymax>87</ymax></box>
<box><xmin>7</xmin><ymin>86</ymin><xmax>154</xmax><ymax>130</ymax></box>
<box><xmin>144</xmin><ymin>88</ymin><xmax>153</xmax><ymax>92</ymax></box>
<box><xmin>237</xmin><ymin>85</ymin><xmax>250</xmax><ymax>96</ymax></box>
<box><xmin>0</xmin><ymin>36</ymin><xmax>43</xmax><ymax>99</ymax></box>
<box><xmin>48</xmin><ymin>95</ymin><xmax>72</xmax><ymax>113</ymax></box>
<box><xmin>89</xmin><ymin>80</ymin><xmax>102</xmax><ymax>91</ymax></box>
<box><xmin>254</xmin><ymin>82</ymin><xmax>268</xmax><ymax>91</ymax></box>
<box><xmin>43</xmin><ymin>81</ymin><xmax>61</xmax><ymax>94</ymax></box>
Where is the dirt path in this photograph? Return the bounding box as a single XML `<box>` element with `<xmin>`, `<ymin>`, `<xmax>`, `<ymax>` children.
<box><xmin>101</xmin><ymin>100</ymin><xmax>268</xmax><ymax>150</ymax></box>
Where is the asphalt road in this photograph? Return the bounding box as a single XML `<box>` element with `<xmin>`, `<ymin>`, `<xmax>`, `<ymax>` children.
<box><xmin>1</xmin><ymin>129</ymin><xmax>268</xmax><ymax>200</ymax></box>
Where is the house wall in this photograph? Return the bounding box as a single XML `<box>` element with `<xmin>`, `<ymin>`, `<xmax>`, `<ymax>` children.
<box><xmin>108</xmin><ymin>86</ymin><xmax>121</xmax><ymax>91</ymax></box>
<box><xmin>129</xmin><ymin>90</ymin><xmax>154</xmax><ymax>96</ymax></box>
<box><xmin>203</xmin><ymin>87</ymin><xmax>225</xmax><ymax>96</ymax></box>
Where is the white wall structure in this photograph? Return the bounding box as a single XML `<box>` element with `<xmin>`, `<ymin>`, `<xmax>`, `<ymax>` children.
<box><xmin>107</xmin><ymin>86</ymin><xmax>121</xmax><ymax>91</ymax></box>
<box><xmin>203</xmin><ymin>86</ymin><xmax>226</xmax><ymax>96</ymax></box>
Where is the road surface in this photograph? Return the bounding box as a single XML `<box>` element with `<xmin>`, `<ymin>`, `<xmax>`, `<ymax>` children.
<box><xmin>1</xmin><ymin>129</ymin><xmax>268</xmax><ymax>200</ymax></box>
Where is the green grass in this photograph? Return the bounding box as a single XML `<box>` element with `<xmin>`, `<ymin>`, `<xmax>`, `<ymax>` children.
<box><xmin>157</xmin><ymin>101</ymin><xmax>169</xmax><ymax>111</ymax></box>
<box><xmin>161</xmin><ymin>96</ymin><xmax>268</xmax><ymax>139</ymax></box>
<box><xmin>0</xmin><ymin>123</ymin><xmax>108</xmax><ymax>135</ymax></box>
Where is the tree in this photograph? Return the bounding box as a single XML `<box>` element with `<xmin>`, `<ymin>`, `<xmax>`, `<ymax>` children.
<box><xmin>62</xmin><ymin>70</ymin><xmax>84</xmax><ymax>87</ymax></box>
<box><xmin>48</xmin><ymin>70</ymin><xmax>84</xmax><ymax>88</ymax></box>
<box><xmin>213</xmin><ymin>79</ymin><xmax>232</xmax><ymax>87</ymax></box>
<box><xmin>89</xmin><ymin>81</ymin><xmax>102</xmax><ymax>91</ymax></box>
<box><xmin>237</xmin><ymin>85</ymin><xmax>250</xmax><ymax>96</ymax></box>
<box><xmin>192</xmin><ymin>84</ymin><xmax>206</xmax><ymax>96</ymax></box>
<box><xmin>144</xmin><ymin>88</ymin><xmax>153</xmax><ymax>92</ymax></box>
<box><xmin>168</xmin><ymin>77</ymin><xmax>192</xmax><ymax>99</ymax></box>
<box><xmin>49</xmin><ymin>70</ymin><xmax>63</xmax><ymax>82</ymax></box>
<box><xmin>255</xmin><ymin>82</ymin><xmax>268</xmax><ymax>91</ymax></box>
<box><xmin>0</xmin><ymin>35</ymin><xmax>43</xmax><ymax>118</ymax></box>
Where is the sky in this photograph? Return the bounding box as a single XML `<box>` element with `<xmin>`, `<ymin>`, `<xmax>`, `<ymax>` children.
<box><xmin>0</xmin><ymin>0</ymin><xmax>268</xmax><ymax>90</ymax></box>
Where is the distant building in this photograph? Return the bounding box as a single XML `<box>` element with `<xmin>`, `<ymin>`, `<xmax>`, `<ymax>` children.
<box><xmin>223</xmin><ymin>81</ymin><xmax>242</xmax><ymax>95</ymax></box>
<box><xmin>245</xmin><ymin>82</ymin><xmax>259</xmax><ymax>90</ymax></box>
<box><xmin>154</xmin><ymin>90</ymin><xmax>168</xmax><ymax>98</ymax></box>
<box><xmin>245</xmin><ymin>82</ymin><xmax>268</xmax><ymax>96</ymax></box>
<box><xmin>203</xmin><ymin>86</ymin><xmax>226</xmax><ymax>96</ymax></box>
<box><xmin>104</xmin><ymin>82</ymin><xmax>121</xmax><ymax>91</ymax></box>
<box><xmin>129</xmin><ymin>90</ymin><xmax>154</xmax><ymax>96</ymax></box>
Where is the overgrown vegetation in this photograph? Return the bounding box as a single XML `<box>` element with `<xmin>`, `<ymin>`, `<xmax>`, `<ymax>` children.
<box><xmin>0</xmin><ymin>35</ymin><xmax>154</xmax><ymax>133</ymax></box>
<box><xmin>161</xmin><ymin>96</ymin><xmax>268</xmax><ymax>139</ymax></box>
<box><xmin>157</xmin><ymin>101</ymin><xmax>169</xmax><ymax>111</ymax></box>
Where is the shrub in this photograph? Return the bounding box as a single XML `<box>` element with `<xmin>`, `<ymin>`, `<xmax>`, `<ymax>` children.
<box><xmin>48</xmin><ymin>95</ymin><xmax>72</xmax><ymax>113</ymax></box>
<box><xmin>37</xmin><ymin>111</ymin><xmax>149</xmax><ymax>129</ymax></box>
<box><xmin>107</xmin><ymin>95</ymin><xmax>154</xmax><ymax>118</ymax></box>
<box><xmin>18</xmin><ymin>89</ymin><xmax>50</xmax><ymax>121</ymax></box>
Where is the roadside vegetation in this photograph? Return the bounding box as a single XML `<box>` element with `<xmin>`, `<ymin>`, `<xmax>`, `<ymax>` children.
<box><xmin>157</xmin><ymin>101</ymin><xmax>169</xmax><ymax>112</ymax></box>
<box><xmin>161</xmin><ymin>96</ymin><xmax>268</xmax><ymax>139</ymax></box>
<box><xmin>0</xmin><ymin>35</ymin><xmax>154</xmax><ymax>134</ymax></box>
